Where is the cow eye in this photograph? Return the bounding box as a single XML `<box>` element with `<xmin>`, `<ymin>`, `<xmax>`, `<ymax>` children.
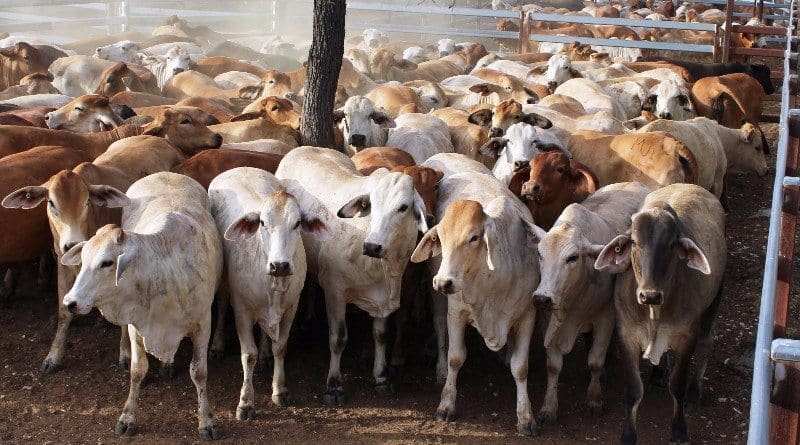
<box><xmin>271</xmin><ymin>106</ymin><xmax>279</xmax><ymax>112</ymax></box>
<box><xmin>556</xmin><ymin>166</ymin><xmax>565</xmax><ymax>173</ymax></box>
<box><xmin>180</xmin><ymin>118</ymin><xmax>191</xmax><ymax>124</ymax></box>
<box><xmin>398</xmin><ymin>204</ymin><xmax>408</xmax><ymax>213</ymax></box>
<box><xmin>100</xmin><ymin>260</ymin><xmax>114</xmax><ymax>268</ymax></box>
<box><xmin>74</xmin><ymin>106</ymin><xmax>84</xmax><ymax>111</ymax></box>
<box><xmin>269</xmin><ymin>80</ymin><xmax>275</xmax><ymax>84</ymax></box>
<box><xmin>431</xmin><ymin>98</ymin><xmax>438</xmax><ymax>103</ymax></box>
<box><xmin>294</xmin><ymin>220</ymin><xmax>301</xmax><ymax>229</ymax></box>
<box><xmin>469</xmin><ymin>234</ymin><xmax>480</xmax><ymax>243</ymax></box>
<box><xmin>566</xmin><ymin>254</ymin><xmax>579</xmax><ymax>264</ymax></box>
<box><xmin>260</xmin><ymin>220</ymin><xmax>265</xmax><ymax>227</ymax></box>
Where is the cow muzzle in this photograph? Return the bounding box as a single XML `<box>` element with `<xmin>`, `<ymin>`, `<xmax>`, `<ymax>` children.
<box><xmin>513</xmin><ymin>160</ymin><xmax>529</xmax><ymax>172</ymax></box>
<box><xmin>349</xmin><ymin>134</ymin><xmax>367</xmax><ymax>149</ymax></box>
<box><xmin>172</xmin><ymin>67</ymin><xmax>185</xmax><ymax>75</ymax></box>
<box><xmin>533</xmin><ymin>292</ymin><xmax>554</xmax><ymax>308</ymax></box>
<box><xmin>433</xmin><ymin>276</ymin><xmax>457</xmax><ymax>295</ymax></box>
<box><xmin>547</xmin><ymin>81</ymin><xmax>558</xmax><ymax>93</ymax></box>
<box><xmin>658</xmin><ymin>112</ymin><xmax>672</xmax><ymax>120</ymax></box>
<box><xmin>638</xmin><ymin>289</ymin><xmax>663</xmax><ymax>305</ymax></box>
<box><xmin>362</xmin><ymin>242</ymin><xmax>385</xmax><ymax>258</ymax></box>
<box><xmin>268</xmin><ymin>261</ymin><xmax>292</xmax><ymax>277</ymax></box>
<box><xmin>489</xmin><ymin>127</ymin><xmax>504</xmax><ymax>138</ymax></box>
<box><xmin>211</xmin><ymin>133</ymin><xmax>223</xmax><ymax>148</ymax></box>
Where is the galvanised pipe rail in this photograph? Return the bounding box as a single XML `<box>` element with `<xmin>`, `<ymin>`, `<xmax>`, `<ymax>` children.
<box><xmin>747</xmin><ymin>0</ymin><xmax>797</xmax><ymax>441</ymax></box>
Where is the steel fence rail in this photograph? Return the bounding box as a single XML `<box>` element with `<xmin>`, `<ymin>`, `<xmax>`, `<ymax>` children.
<box><xmin>747</xmin><ymin>0</ymin><xmax>798</xmax><ymax>441</ymax></box>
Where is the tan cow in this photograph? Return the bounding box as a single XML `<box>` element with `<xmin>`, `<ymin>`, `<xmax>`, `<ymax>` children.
<box><xmin>163</xmin><ymin>70</ymin><xmax>238</xmax><ymax>103</ymax></box>
<box><xmin>45</xmin><ymin>94</ymin><xmax>123</xmax><ymax>133</ymax></box>
<box><xmin>0</xmin><ymin>42</ymin><xmax>48</xmax><ymax>91</ymax></box>
<box><xmin>0</xmin><ymin>124</ymin><xmax>143</xmax><ymax>159</ymax></box>
<box><xmin>365</xmin><ymin>82</ymin><xmax>429</xmax><ymax>117</ymax></box>
<box><xmin>209</xmin><ymin>115</ymin><xmax>300</xmax><ymax>145</ymax></box>
<box><xmin>691</xmin><ymin>73</ymin><xmax>764</xmax><ymax>128</ymax></box>
<box><xmin>431</xmin><ymin>107</ymin><xmax>493</xmax><ymax>167</ymax></box>
<box><xmin>0</xmin><ymin>72</ymin><xmax>59</xmax><ymax>100</ymax></box>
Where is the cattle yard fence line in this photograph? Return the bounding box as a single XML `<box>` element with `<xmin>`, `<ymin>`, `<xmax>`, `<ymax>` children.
<box><xmin>747</xmin><ymin>0</ymin><xmax>800</xmax><ymax>441</ymax></box>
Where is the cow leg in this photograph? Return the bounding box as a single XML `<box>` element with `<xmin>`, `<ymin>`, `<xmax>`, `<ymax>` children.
<box><xmin>373</xmin><ymin>316</ymin><xmax>392</xmax><ymax>395</ymax></box>
<box><xmin>118</xmin><ymin>326</ymin><xmax>131</xmax><ymax>371</ymax></box>
<box><xmin>389</xmin><ymin>273</ymin><xmax>413</xmax><ymax>373</ymax></box>
<box><xmin>191</xmin><ymin>312</ymin><xmax>219</xmax><ymax>441</ymax></box>
<box><xmin>234</xmin><ymin>310</ymin><xmax>257</xmax><ymax>421</ymax></box>
<box><xmin>257</xmin><ymin>327</ymin><xmax>272</xmax><ymax>369</ymax></box>
<box><xmin>668</xmin><ymin>337</ymin><xmax>697</xmax><ymax>445</ymax></box>
<box><xmin>36</xmin><ymin>253</ymin><xmax>55</xmax><ymax>291</ymax></box>
<box><xmin>209</xmin><ymin>285</ymin><xmax>229</xmax><ymax>360</ymax></box>
<box><xmin>270</xmin><ymin>302</ymin><xmax>297</xmax><ymax>408</ymax></box>
<box><xmin>688</xmin><ymin>290</ymin><xmax>722</xmax><ymax>407</ymax></box>
<box><xmin>41</xmin><ymin>294</ymin><xmax>73</xmax><ymax>374</ymax></box>
<box><xmin>512</xmin><ymin>310</ymin><xmax>537</xmax><ymax>436</ymax></box>
<box><xmin>432</xmin><ymin>293</ymin><xmax>448</xmax><ymax>384</ymax></box>
<box><xmin>538</xmin><ymin>346</ymin><xmax>563</xmax><ymax>424</ymax></box>
<box><xmin>323</xmin><ymin>297</ymin><xmax>347</xmax><ymax>406</ymax></box>
<box><xmin>587</xmin><ymin>314</ymin><xmax>614</xmax><ymax>416</ymax></box>
<box><xmin>116</xmin><ymin>326</ymin><xmax>147</xmax><ymax>437</ymax></box>
<box><xmin>1</xmin><ymin>267</ymin><xmax>17</xmax><ymax>304</ymax></box>
<box><xmin>619</xmin><ymin>337</ymin><xmax>643</xmax><ymax>445</ymax></box>
<box><xmin>436</xmin><ymin>310</ymin><xmax>466</xmax><ymax>422</ymax></box>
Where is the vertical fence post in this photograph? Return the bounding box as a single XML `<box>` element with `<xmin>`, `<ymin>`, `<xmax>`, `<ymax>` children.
<box><xmin>518</xmin><ymin>10</ymin><xmax>530</xmax><ymax>54</ymax></box>
<box><xmin>722</xmin><ymin>0</ymin><xmax>734</xmax><ymax>61</ymax></box>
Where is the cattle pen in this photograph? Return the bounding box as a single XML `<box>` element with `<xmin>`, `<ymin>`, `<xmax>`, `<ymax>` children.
<box><xmin>0</xmin><ymin>0</ymin><xmax>798</xmax><ymax>443</ymax></box>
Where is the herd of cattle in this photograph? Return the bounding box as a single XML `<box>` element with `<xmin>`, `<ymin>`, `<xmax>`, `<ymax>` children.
<box><xmin>0</xmin><ymin>6</ymin><xmax>774</xmax><ymax>444</ymax></box>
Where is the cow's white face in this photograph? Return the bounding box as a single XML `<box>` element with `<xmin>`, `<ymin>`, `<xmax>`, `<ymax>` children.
<box><xmin>545</xmin><ymin>54</ymin><xmax>574</xmax><ymax>90</ymax></box>
<box><xmin>409</xmin><ymin>81</ymin><xmax>447</xmax><ymax>111</ymax></box>
<box><xmin>648</xmin><ymin>80</ymin><xmax>695</xmax><ymax>121</ymax></box>
<box><xmin>95</xmin><ymin>40</ymin><xmax>140</xmax><ymax>62</ymax></box>
<box><xmin>165</xmin><ymin>46</ymin><xmax>191</xmax><ymax>76</ymax></box>
<box><xmin>61</xmin><ymin>225</ymin><xmax>128</xmax><ymax>315</ymax></box>
<box><xmin>533</xmin><ymin>222</ymin><xmax>604</xmax><ymax>314</ymax></box>
<box><xmin>402</xmin><ymin>46</ymin><xmax>428</xmax><ymax>64</ymax></box>
<box><xmin>437</xmin><ymin>38</ymin><xmax>456</xmax><ymax>57</ymax></box>
<box><xmin>337</xmin><ymin>170</ymin><xmax>426</xmax><ymax>259</ymax></box>
<box><xmin>361</xmin><ymin>28</ymin><xmax>387</xmax><ymax>51</ymax></box>
<box><xmin>344</xmin><ymin>48</ymin><xmax>371</xmax><ymax>75</ymax></box>
<box><xmin>497</xmin><ymin>123</ymin><xmax>563</xmax><ymax>172</ymax></box>
<box><xmin>333</xmin><ymin>96</ymin><xmax>395</xmax><ymax>152</ymax></box>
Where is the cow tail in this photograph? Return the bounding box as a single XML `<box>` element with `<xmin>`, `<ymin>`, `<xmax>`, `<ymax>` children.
<box><xmin>675</xmin><ymin>141</ymin><xmax>699</xmax><ymax>185</ymax></box>
<box><xmin>711</xmin><ymin>93</ymin><xmax>726</xmax><ymax>124</ymax></box>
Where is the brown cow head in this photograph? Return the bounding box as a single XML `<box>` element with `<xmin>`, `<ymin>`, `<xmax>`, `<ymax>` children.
<box><xmin>19</xmin><ymin>72</ymin><xmax>59</xmax><ymax>95</ymax></box>
<box><xmin>232</xmin><ymin>96</ymin><xmax>300</xmax><ymax>129</ymax></box>
<box><xmin>468</xmin><ymin>99</ymin><xmax>552</xmax><ymax>137</ymax></box>
<box><xmin>1</xmin><ymin>168</ymin><xmax>129</xmax><ymax>255</ymax></box>
<box><xmin>239</xmin><ymin>70</ymin><xmax>293</xmax><ymax>101</ymax></box>
<box><xmin>45</xmin><ymin>95</ymin><xmax>123</xmax><ymax>133</ymax></box>
<box><xmin>393</xmin><ymin>165</ymin><xmax>443</xmax><ymax>228</ymax></box>
<box><xmin>94</xmin><ymin>62</ymin><xmax>137</xmax><ymax>97</ymax></box>
<box><xmin>0</xmin><ymin>42</ymin><xmax>47</xmax><ymax>89</ymax></box>
<box><xmin>143</xmin><ymin>106</ymin><xmax>223</xmax><ymax>154</ymax></box>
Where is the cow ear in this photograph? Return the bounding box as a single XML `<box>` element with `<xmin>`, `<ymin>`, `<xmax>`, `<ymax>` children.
<box><xmin>676</xmin><ymin>94</ymin><xmax>690</xmax><ymax>107</ymax></box>
<box><xmin>522</xmin><ymin>87</ymin><xmax>540</xmax><ymax>104</ymax></box>
<box><xmin>537</xmin><ymin>142</ymin><xmax>564</xmax><ymax>153</ymax></box>
<box><xmin>527</xmin><ymin>65</ymin><xmax>547</xmax><ymax>76</ymax></box>
<box><xmin>740</xmin><ymin>124</ymin><xmax>756</xmax><ymax>143</ymax></box>
<box><xmin>2</xmin><ymin>186</ymin><xmax>48</xmax><ymax>209</ymax></box>
<box><xmin>332</xmin><ymin>110</ymin><xmax>345</xmax><ymax>124</ymax></box>
<box><xmin>88</xmin><ymin>185</ymin><xmax>129</xmax><ymax>208</ymax></box>
<box><xmin>337</xmin><ymin>194</ymin><xmax>371</xmax><ymax>218</ymax></box>
<box><xmin>467</xmin><ymin>109</ymin><xmax>493</xmax><ymax>127</ymax></box>
<box><xmin>594</xmin><ymin>234</ymin><xmax>632</xmax><ymax>273</ymax></box>
<box><xmin>469</xmin><ymin>83</ymin><xmax>497</xmax><ymax>96</ymax></box>
<box><xmin>238</xmin><ymin>83</ymin><xmax>264</xmax><ymax>100</ymax></box>
<box><xmin>224</xmin><ymin>212</ymin><xmax>261</xmax><ymax>241</ymax></box>
<box><xmin>483</xmin><ymin>217</ymin><xmax>501</xmax><ymax>271</ymax></box>
<box><xmin>413</xmin><ymin>191</ymin><xmax>428</xmax><ymax>233</ymax></box>
<box><xmin>230</xmin><ymin>112</ymin><xmax>262</xmax><ymax>122</ymax></box>
<box><xmin>678</xmin><ymin>236</ymin><xmax>711</xmax><ymax>274</ymax></box>
<box><xmin>61</xmin><ymin>241</ymin><xmax>86</xmax><ymax>266</ymax></box>
<box><xmin>300</xmin><ymin>214</ymin><xmax>327</xmax><ymax>233</ymax></box>
<box><xmin>411</xmin><ymin>226</ymin><xmax>441</xmax><ymax>263</ymax></box>
<box><xmin>395</xmin><ymin>59</ymin><xmax>418</xmax><ymax>70</ymax></box>
<box><xmin>641</xmin><ymin>94</ymin><xmax>657</xmax><ymax>112</ymax></box>
<box><xmin>568</xmin><ymin>68</ymin><xmax>583</xmax><ymax>78</ymax></box>
<box><xmin>522</xmin><ymin>112</ymin><xmax>552</xmax><ymax>129</ymax></box>
<box><xmin>143</xmin><ymin>123</ymin><xmax>165</xmax><ymax>136</ymax></box>
<box><xmin>584</xmin><ymin>243</ymin><xmax>606</xmax><ymax>259</ymax></box>
<box><xmin>116</xmin><ymin>250</ymin><xmax>133</xmax><ymax>285</ymax></box>
<box><xmin>369</xmin><ymin>111</ymin><xmax>396</xmax><ymax>129</ymax></box>
<box><xmin>522</xmin><ymin>218</ymin><xmax>547</xmax><ymax>247</ymax></box>
<box><xmin>478</xmin><ymin>137</ymin><xmax>507</xmax><ymax>157</ymax></box>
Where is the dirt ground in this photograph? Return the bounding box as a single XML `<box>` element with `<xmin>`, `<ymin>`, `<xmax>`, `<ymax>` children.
<box><xmin>0</xmin><ymin>120</ymin><xmax>786</xmax><ymax>444</ymax></box>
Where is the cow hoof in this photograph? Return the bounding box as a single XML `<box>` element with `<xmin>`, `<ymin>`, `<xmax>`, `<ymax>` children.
<box><xmin>118</xmin><ymin>357</ymin><xmax>130</xmax><ymax>372</ymax></box>
<box><xmin>199</xmin><ymin>425</ymin><xmax>221</xmax><ymax>441</ymax></box>
<box><xmin>375</xmin><ymin>382</ymin><xmax>394</xmax><ymax>396</ymax></box>
<box><xmin>236</xmin><ymin>405</ymin><xmax>255</xmax><ymax>421</ymax></box>
<box><xmin>40</xmin><ymin>358</ymin><xmax>60</xmax><ymax>374</ymax></box>
<box><xmin>115</xmin><ymin>420</ymin><xmax>137</xmax><ymax>436</ymax></box>
<box><xmin>517</xmin><ymin>420</ymin><xmax>541</xmax><ymax>437</ymax></box>
<box><xmin>209</xmin><ymin>348</ymin><xmax>225</xmax><ymax>361</ymax></box>
<box><xmin>587</xmin><ymin>400</ymin><xmax>604</xmax><ymax>417</ymax></box>
<box><xmin>323</xmin><ymin>389</ymin><xmax>347</xmax><ymax>407</ymax></box>
<box><xmin>435</xmin><ymin>408</ymin><xmax>456</xmax><ymax>422</ymax></box>
<box><xmin>159</xmin><ymin>363</ymin><xmax>176</xmax><ymax>379</ymax></box>
<box><xmin>537</xmin><ymin>409</ymin><xmax>557</xmax><ymax>425</ymax></box>
<box><xmin>272</xmin><ymin>392</ymin><xmax>292</xmax><ymax>407</ymax></box>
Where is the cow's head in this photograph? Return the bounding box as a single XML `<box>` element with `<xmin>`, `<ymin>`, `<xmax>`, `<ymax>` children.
<box><xmin>94</xmin><ymin>62</ymin><xmax>139</xmax><ymax>97</ymax></box>
<box><xmin>406</xmin><ymin>79</ymin><xmax>448</xmax><ymax>110</ymax></box>
<box><xmin>595</xmin><ymin>202</ymin><xmax>712</xmax><ymax>306</ymax></box>
<box><xmin>235</xmin><ymin>96</ymin><xmax>299</xmax><ymax>129</ymax></box>
<box><xmin>393</xmin><ymin>165</ymin><xmax>443</xmax><ymax>228</ymax></box>
<box><xmin>95</xmin><ymin>40</ymin><xmax>141</xmax><ymax>63</ymax></box>
<box><xmin>728</xmin><ymin>122</ymin><xmax>769</xmax><ymax>177</ymax></box>
<box><xmin>238</xmin><ymin>69</ymin><xmax>293</xmax><ymax>101</ymax></box>
<box><xmin>479</xmin><ymin>122</ymin><xmax>563</xmax><ymax>174</ymax></box>
<box><xmin>468</xmin><ymin>99</ymin><xmax>552</xmax><ymax>137</ymax></box>
<box><xmin>520</xmin><ymin>151</ymin><xmax>591</xmax><ymax>207</ymax></box>
<box><xmin>164</xmin><ymin>45</ymin><xmax>191</xmax><ymax>76</ymax></box>
<box><xmin>361</xmin><ymin>28</ymin><xmax>389</xmax><ymax>51</ymax></box>
<box><xmin>337</xmin><ymin>169</ymin><xmax>427</xmax><ymax>259</ymax></box>
<box><xmin>0</xmin><ymin>42</ymin><xmax>47</xmax><ymax>86</ymax></box>
<box><xmin>45</xmin><ymin>94</ymin><xmax>123</xmax><ymax>133</ymax></box>
<box><xmin>224</xmin><ymin>187</ymin><xmax>325</xmax><ymax>279</ymax></box>
<box><xmin>528</xmin><ymin>54</ymin><xmax>581</xmax><ymax>93</ymax></box>
<box><xmin>332</xmin><ymin>95</ymin><xmax>395</xmax><ymax>153</ymax></box>
<box><xmin>746</xmin><ymin>63</ymin><xmax>775</xmax><ymax>95</ymax></box>
<box><xmin>2</xmin><ymin>169</ymin><xmax>129</xmax><ymax>256</ymax></box>
<box><xmin>143</xmin><ymin>106</ymin><xmax>223</xmax><ymax>154</ymax></box>
<box><xmin>437</xmin><ymin>38</ymin><xmax>456</xmax><ymax>57</ymax></box>
<box><xmin>642</xmin><ymin>80</ymin><xmax>695</xmax><ymax>121</ymax></box>
<box><xmin>19</xmin><ymin>72</ymin><xmax>59</xmax><ymax>95</ymax></box>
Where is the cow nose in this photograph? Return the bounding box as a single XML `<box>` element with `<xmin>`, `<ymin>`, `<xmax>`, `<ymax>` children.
<box><xmin>489</xmin><ymin>127</ymin><xmax>504</xmax><ymax>137</ymax></box>
<box><xmin>211</xmin><ymin>133</ymin><xmax>223</xmax><ymax>148</ymax></box>
<box><xmin>440</xmin><ymin>51</ymin><xmax>450</xmax><ymax>57</ymax></box>
<box><xmin>362</xmin><ymin>242</ymin><xmax>383</xmax><ymax>258</ymax></box>
<box><xmin>62</xmin><ymin>242</ymin><xmax>77</xmax><ymax>253</ymax></box>
<box><xmin>268</xmin><ymin>261</ymin><xmax>292</xmax><ymax>276</ymax></box>
<box><xmin>547</xmin><ymin>81</ymin><xmax>558</xmax><ymax>92</ymax></box>
<box><xmin>95</xmin><ymin>47</ymin><xmax>102</xmax><ymax>53</ymax></box>
<box><xmin>349</xmin><ymin>134</ymin><xmax>367</xmax><ymax>148</ymax></box>
<box><xmin>44</xmin><ymin>113</ymin><xmax>51</xmax><ymax>120</ymax></box>
<box><xmin>435</xmin><ymin>278</ymin><xmax>455</xmax><ymax>295</ymax></box>
<box><xmin>172</xmin><ymin>67</ymin><xmax>185</xmax><ymax>75</ymax></box>
<box><xmin>639</xmin><ymin>290</ymin><xmax>663</xmax><ymax>305</ymax></box>
<box><xmin>425</xmin><ymin>214</ymin><xmax>435</xmax><ymax>228</ymax></box>
<box><xmin>533</xmin><ymin>293</ymin><xmax>553</xmax><ymax>307</ymax></box>
<box><xmin>514</xmin><ymin>160</ymin><xmax>528</xmax><ymax>171</ymax></box>
<box><xmin>66</xmin><ymin>301</ymin><xmax>78</xmax><ymax>314</ymax></box>
<box><xmin>659</xmin><ymin>112</ymin><xmax>672</xmax><ymax>119</ymax></box>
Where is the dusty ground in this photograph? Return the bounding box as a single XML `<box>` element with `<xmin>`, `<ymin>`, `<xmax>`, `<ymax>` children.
<box><xmin>0</xmin><ymin>123</ymin><xmax>780</xmax><ymax>445</ymax></box>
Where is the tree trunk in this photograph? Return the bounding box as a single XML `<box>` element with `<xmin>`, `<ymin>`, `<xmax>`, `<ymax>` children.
<box><xmin>300</xmin><ymin>0</ymin><xmax>346</xmax><ymax>150</ymax></box>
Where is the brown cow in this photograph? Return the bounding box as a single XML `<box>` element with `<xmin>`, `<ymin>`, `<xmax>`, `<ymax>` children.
<box><xmin>172</xmin><ymin>149</ymin><xmax>283</xmax><ymax>189</ymax></box>
<box><xmin>209</xmin><ymin>114</ymin><xmax>300</xmax><ymax>145</ymax></box>
<box><xmin>0</xmin><ymin>42</ymin><xmax>48</xmax><ymax>91</ymax></box>
<box><xmin>176</xmin><ymin>97</ymin><xmax>235</xmax><ymax>123</ymax></box>
<box><xmin>163</xmin><ymin>70</ymin><xmax>238</xmax><ymax>103</ymax></box>
<box><xmin>691</xmin><ymin>73</ymin><xmax>765</xmax><ymax>128</ymax></box>
<box><xmin>0</xmin><ymin>72</ymin><xmax>59</xmax><ymax>100</ymax></box>
<box><xmin>93</xmin><ymin>62</ymin><xmax>157</xmax><ymax>97</ymax></box>
<box><xmin>45</xmin><ymin>94</ymin><xmax>124</xmax><ymax>133</ymax></box>
<box><xmin>0</xmin><ymin>124</ymin><xmax>143</xmax><ymax>159</ymax></box>
<box><xmin>352</xmin><ymin>146</ymin><xmax>416</xmax><ymax>175</ymax></box>
<box><xmin>518</xmin><ymin>151</ymin><xmax>599</xmax><ymax>230</ymax></box>
<box><xmin>467</xmin><ymin>99</ymin><xmax>553</xmax><ymax>138</ymax></box>
<box><xmin>111</xmin><ymin>91</ymin><xmax>178</xmax><ymax>108</ymax></box>
<box><xmin>0</xmin><ymin>106</ymin><xmax>54</xmax><ymax>127</ymax></box>
<box><xmin>194</xmin><ymin>56</ymin><xmax>268</xmax><ymax>78</ymax></box>
<box><xmin>234</xmin><ymin>96</ymin><xmax>300</xmax><ymax>129</ymax></box>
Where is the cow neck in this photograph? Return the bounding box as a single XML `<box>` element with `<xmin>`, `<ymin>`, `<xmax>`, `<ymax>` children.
<box><xmin>82</xmin><ymin>125</ymin><xmax>144</xmax><ymax>159</ymax></box>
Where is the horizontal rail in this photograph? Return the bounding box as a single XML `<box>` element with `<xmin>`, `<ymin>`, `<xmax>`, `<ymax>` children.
<box><xmin>528</xmin><ymin>33</ymin><xmax>715</xmax><ymax>53</ymax></box>
<box><xmin>344</xmin><ymin>23</ymin><xmax>518</xmax><ymax>39</ymax></box>
<box><xmin>731</xmin><ymin>47</ymin><xmax>794</xmax><ymax>58</ymax></box>
<box><xmin>731</xmin><ymin>24</ymin><xmax>791</xmax><ymax>35</ymax></box>
<box><xmin>773</xmin><ymin>339</ymin><xmax>800</xmax><ymax>362</ymax></box>
<box><xmin>527</xmin><ymin>12</ymin><xmax>718</xmax><ymax>31</ymax></box>
<box><xmin>345</xmin><ymin>1</ymin><xmax>519</xmax><ymax>19</ymax></box>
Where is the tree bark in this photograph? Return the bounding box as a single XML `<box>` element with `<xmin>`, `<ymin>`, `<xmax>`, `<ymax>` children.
<box><xmin>300</xmin><ymin>0</ymin><xmax>346</xmax><ymax>150</ymax></box>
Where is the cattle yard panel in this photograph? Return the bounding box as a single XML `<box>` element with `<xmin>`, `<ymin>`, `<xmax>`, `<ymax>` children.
<box><xmin>747</xmin><ymin>0</ymin><xmax>800</xmax><ymax>441</ymax></box>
